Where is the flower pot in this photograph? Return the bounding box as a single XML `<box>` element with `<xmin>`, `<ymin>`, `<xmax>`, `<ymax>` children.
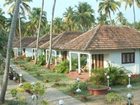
<box><xmin>88</xmin><ymin>86</ymin><xmax>109</xmax><ymax>96</ymax></box>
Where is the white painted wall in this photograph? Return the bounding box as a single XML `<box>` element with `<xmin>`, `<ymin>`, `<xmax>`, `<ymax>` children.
<box><xmin>25</xmin><ymin>48</ymin><xmax>42</xmax><ymax>57</ymax></box>
<box><xmin>105</xmin><ymin>49</ymin><xmax>140</xmax><ymax>74</ymax></box>
<box><xmin>25</xmin><ymin>48</ymin><xmax>33</xmax><ymax>57</ymax></box>
<box><xmin>67</xmin><ymin>50</ymin><xmax>140</xmax><ymax>74</ymax></box>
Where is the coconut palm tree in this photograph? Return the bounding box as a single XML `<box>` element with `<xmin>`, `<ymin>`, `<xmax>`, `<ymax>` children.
<box><xmin>35</xmin><ymin>0</ymin><xmax>44</xmax><ymax>64</ymax></box>
<box><xmin>98</xmin><ymin>0</ymin><xmax>121</xmax><ymax>24</ymax></box>
<box><xmin>53</xmin><ymin>17</ymin><xmax>64</xmax><ymax>34</ymax></box>
<box><xmin>47</xmin><ymin>0</ymin><xmax>56</xmax><ymax>68</ymax></box>
<box><xmin>0</xmin><ymin>0</ymin><xmax>20</xmax><ymax>103</ymax></box>
<box><xmin>122</xmin><ymin>0</ymin><xmax>140</xmax><ymax>26</ymax></box>
<box><xmin>4</xmin><ymin>0</ymin><xmax>32</xmax><ymax>55</ymax></box>
<box><xmin>97</xmin><ymin>13</ymin><xmax>109</xmax><ymax>24</ymax></box>
<box><xmin>63</xmin><ymin>6</ymin><xmax>77</xmax><ymax>31</ymax></box>
<box><xmin>26</xmin><ymin>8</ymin><xmax>47</xmax><ymax>36</ymax></box>
<box><xmin>116</xmin><ymin>11</ymin><xmax>128</xmax><ymax>25</ymax></box>
<box><xmin>75</xmin><ymin>2</ymin><xmax>95</xmax><ymax>31</ymax></box>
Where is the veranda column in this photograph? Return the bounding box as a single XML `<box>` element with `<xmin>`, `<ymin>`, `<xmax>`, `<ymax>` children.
<box><xmin>54</xmin><ymin>50</ymin><xmax>57</xmax><ymax>65</ymax></box>
<box><xmin>69</xmin><ymin>52</ymin><xmax>72</xmax><ymax>72</ymax></box>
<box><xmin>88</xmin><ymin>53</ymin><xmax>92</xmax><ymax>77</ymax></box>
<box><xmin>77</xmin><ymin>53</ymin><xmax>81</xmax><ymax>74</ymax></box>
<box><xmin>46</xmin><ymin>49</ymin><xmax>48</xmax><ymax>64</ymax></box>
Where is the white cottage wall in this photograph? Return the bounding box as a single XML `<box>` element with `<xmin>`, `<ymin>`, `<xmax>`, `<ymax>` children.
<box><xmin>108</xmin><ymin>50</ymin><xmax>140</xmax><ymax>74</ymax></box>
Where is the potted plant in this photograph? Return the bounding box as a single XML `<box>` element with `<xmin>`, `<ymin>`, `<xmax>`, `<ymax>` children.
<box><xmin>87</xmin><ymin>68</ymin><xmax>109</xmax><ymax>95</ymax></box>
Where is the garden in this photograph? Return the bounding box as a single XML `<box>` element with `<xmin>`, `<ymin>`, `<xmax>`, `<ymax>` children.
<box><xmin>3</xmin><ymin>56</ymin><xmax>140</xmax><ymax>105</ymax></box>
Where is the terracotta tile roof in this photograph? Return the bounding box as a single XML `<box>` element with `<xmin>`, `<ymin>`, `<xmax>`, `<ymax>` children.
<box><xmin>12</xmin><ymin>37</ymin><xmax>19</xmax><ymax>47</ymax></box>
<box><xmin>60</xmin><ymin>25</ymin><xmax>140</xmax><ymax>51</ymax></box>
<box><xmin>27</xmin><ymin>35</ymin><xmax>57</xmax><ymax>48</ymax></box>
<box><xmin>13</xmin><ymin>37</ymin><xmax>36</xmax><ymax>48</ymax></box>
<box><xmin>40</xmin><ymin>32</ymin><xmax>83</xmax><ymax>49</ymax></box>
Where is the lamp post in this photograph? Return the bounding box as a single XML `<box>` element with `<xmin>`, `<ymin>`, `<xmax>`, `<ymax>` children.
<box><xmin>76</xmin><ymin>77</ymin><xmax>81</xmax><ymax>93</ymax></box>
<box><xmin>18</xmin><ymin>74</ymin><xmax>23</xmax><ymax>86</ymax></box>
<box><xmin>31</xmin><ymin>94</ymin><xmax>38</xmax><ymax>105</ymax></box>
<box><xmin>59</xmin><ymin>99</ymin><xmax>64</xmax><ymax>105</ymax></box>
<box><xmin>126</xmin><ymin>74</ymin><xmax>133</xmax><ymax>105</ymax></box>
<box><xmin>127</xmin><ymin>93</ymin><xmax>133</xmax><ymax>105</ymax></box>
<box><xmin>127</xmin><ymin>74</ymin><xmax>132</xmax><ymax>89</ymax></box>
<box><xmin>107</xmin><ymin>75</ymin><xmax>110</xmax><ymax>87</ymax></box>
<box><xmin>128</xmin><ymin>74</ymin><xmax>131</xmax><ymax>84</ymax></box>
<box><xmin>19</xmin><ymin>73</ymin><xmax>22</xmax><ymax>83</ymax></box>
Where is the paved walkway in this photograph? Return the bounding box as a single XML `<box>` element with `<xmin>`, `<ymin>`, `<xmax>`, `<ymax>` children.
<box><xmin>9</xmin><ymin>64</ymin><xmax>140</xmax><ymax>105</ymax></box>
<box><xmin>10</xmin><ymin>64</ymin><xmax>86</xmax><ymax>105</ymax></box>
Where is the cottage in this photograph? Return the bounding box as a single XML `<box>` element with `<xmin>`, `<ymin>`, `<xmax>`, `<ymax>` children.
<box><xmin>13</xmin><ymin>37</ymin><xmax>36</xmax><ymax>58</ymax></box>
<box><xmin>27</xmin><ymin>35</ymin><xmax>57</xmax><ymax>59</ymax></box>
<box><xmin>60</xmin><ymin>25</ymin><xmax>140</xmax><ymax>75</ymax></box>
<box><xmin>40</xmin><ymin>32</ymin><xmax>83</xmax><ymax>64</ymax></box>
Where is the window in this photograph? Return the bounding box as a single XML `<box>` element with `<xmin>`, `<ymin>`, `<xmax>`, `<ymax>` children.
<box><xmin>122</xmin><ymin>52</ymin><xmax>135</xmax><ymax>64</ymax></box>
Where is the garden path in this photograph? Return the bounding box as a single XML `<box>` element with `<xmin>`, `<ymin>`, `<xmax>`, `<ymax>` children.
<box><xmin>10</xmin><ymin>63</ymin><xmax>86</xmax><ymax>105</ymax></box>
<box><xmin>10</xmin><ymin>63</ymin><xmax>140</xmax><ymax>105</ymax></box>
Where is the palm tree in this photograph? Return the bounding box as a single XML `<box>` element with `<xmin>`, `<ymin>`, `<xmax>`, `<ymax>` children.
<box><xmin>97</xmin><ymin>13</ymin><xmax>109</xmax><ymax>24</ymax></box>
<box><xmin>0</xmin><ymin>0</ymin><xmax>20</xmax><ymax>103</ymax></box>
<box><xmin>75</xmin><ymin>2</ymin><xmax>95</xmax><ymax>31</ymax></box>
<box><xmin>122</xmin><ymin>0</ymin><xmax>140</xmax><ymax>26</ymax></box>
<box><xmin>26</xmin><ymin>8</ymin><xmax>47</xmax><ymax>36</ymax></box>
<box><xmin>116</xmin><ymin>12</ymin><xmax>128</xmax><ymax>25</ymax></box>
<box><xmin>47</xmin><ymin>0</ymin><xmax>56</xmax><ymax>68</ymax></box>
<box><xmin>63</xmin><ymin>6</ymin><xmax>77</xmax><ymax>31</ymax></box>
<box><xmin>4</xmin><ymin>0</ymin><xmax>32</xmax><ymax>55</ymax></box>
<box><xmin>35</xmin><ymin>0</ymin><xmax>44</xmax><ymax>64</ymax></box>
<box><xmin>53</xmin><ymin>17</ymin><xmax>64</xmax><ymax>34</ymax></box>
<box><xmin>98</xmin><ymin>0</ymin><xmax>120</xmax><ymax>24</ymax></box>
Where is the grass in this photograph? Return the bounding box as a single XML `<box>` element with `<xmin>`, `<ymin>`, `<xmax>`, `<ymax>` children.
<box><xmin>12</xmin><ymin>58</ymin><xmax>140</xmax><ymax>103</ymax></box>
<box><xmin>12</xmin><ymin>59</ymin><xmax>92</xmax><ymax>101</ymax></box>
<box><xmin>13</xmin><ymin>59</ymin><xmax>71</xmax><ymax>84</ymax></box>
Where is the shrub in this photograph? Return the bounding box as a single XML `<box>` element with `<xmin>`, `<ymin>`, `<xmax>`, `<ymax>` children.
<box><xmin>32</xmin><ymin>82</ymin><xmax>45</xmax><ymax>96</ymax></box>
<box><xmin>11</xmin><ymin>88</ymin><xmax>17</xmax><ymax>97</ymax></box>
<box><xmin>22</xmin><ymin>82</ymin><xmax>32</xmax><ymax>91</ymax></box>
<box><xmin>72</xmin><ymin>58</ymin><xmax>78</xmax><ymax>70</ymax></box>
<box><xmin>37</xmin><ymin>54</ymin><xmax>46</xmax><ymax>66</ymax></box>
<box><xmin>131</xmin><ymin>74</ymin><xmax>140</xmax><ymax>83</ymax></box>
<box><xmin>41</xmin><ymin>100</ymin><xmax>49</xmax><ymax>105</ymax></box>
<box><xmin>69</xmin><ymin>82</ymin><xmax>87</xmax><ymax>93</ymax></box>
<box><xmin>89</xmin><ymin>68</ymin><xmax>106</xmax><ymax>86</ymax></box>
<box><xmin>106</xmin><ymin>64</ymin><xmax>129</xmax><ymax>86</ymax></box>
<box><xmin>26</xmin><ymin>57</ymin><xmax>32</xmax><ymax>62</ymax></box>
<box><xmin>105</xmin><ymin>92</ymin><xmax>123</xmax><ymax>104</ymax></box>
<box><xmin>55</xmin><ymin>60</ymin><xmax>69</xmax><ymax>73</ymax></box>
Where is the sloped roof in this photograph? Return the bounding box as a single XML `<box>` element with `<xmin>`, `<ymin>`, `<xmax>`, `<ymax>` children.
<box><xmin>13</xmin><ymin>37</ymin><xmax>36</xmax><ymax>48</ymax></box>
<box><xmin>40</xmin><ymin>32</ymin><xmax>83</xmax><ymax>49</ymax></box>
<box><xmin>60</xmin><ymin>25</ymin><xmax>140</xmax><ymax>51</ymax></box>
<box><xmin>27</xmin><ymin>35</ymin><xmax>57</xmax><ymax>48</ymax></box>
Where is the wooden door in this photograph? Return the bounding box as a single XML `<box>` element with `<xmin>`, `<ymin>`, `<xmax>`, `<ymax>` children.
<box><xmin>92</xmin><ymin>54</ymin><xmax>104</xmax><ymax>69</ymax></box>
<box><xmin>62</xmin><ymin>51</ymin><xmax>67</xmax><ymax>61</ymax></box>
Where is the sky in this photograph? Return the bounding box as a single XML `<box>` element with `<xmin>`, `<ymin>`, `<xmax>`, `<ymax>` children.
<box><xmin>0</xmin><ymin>0</ymin><xmax>140</xmax><ymax>23</ymax></box>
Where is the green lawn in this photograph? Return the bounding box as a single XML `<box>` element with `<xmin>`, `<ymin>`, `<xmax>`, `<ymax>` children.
<box><xmin>12</xmin><ymin>58</ymin><xmax>140</xmax><ymax>103</ymax></box>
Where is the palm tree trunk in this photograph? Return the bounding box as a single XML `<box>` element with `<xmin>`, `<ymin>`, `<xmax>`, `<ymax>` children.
<box><xmin>35</xmin><ymin>0</ymin><xmax>44</xmax><ymax>64</ymax></box>
<box><xmin>132</xmin><ymin>0</ymin><xmax>136</xmax><ymax>27</ymax></box>
<box><xmin>0</xmin><ymin>0</ymin><xmax>20</xmax><ymax>103</ymax></box>
<box><xmin>18</xmin><ymin>13</ymin><xmax>22</xmax><ymax>55</ymax></box>
<box><xmin>109</xmin><ymin>13</ymin><xmax>112</xmax><ymax>25</ymax></box>
<box><xmin>47</xmin><ymin>0</ymin><xmax>56</xmax><ymax>68</ymax></box>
